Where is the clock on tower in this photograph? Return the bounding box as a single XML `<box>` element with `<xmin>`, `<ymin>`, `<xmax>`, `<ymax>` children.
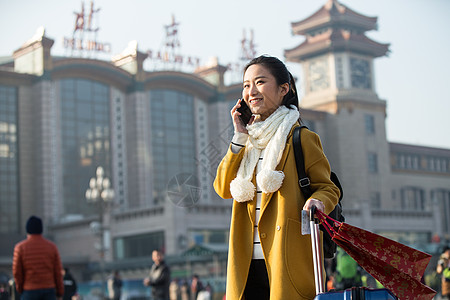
<box><xmin>350</xmin><ymin>57</ymin><xmax>372</xmax><ymax>89</ymax></box>
<box><xmin>308</xmin><ymin>57</ymin><xmax>329</xmax><ymax>92</ymax></box>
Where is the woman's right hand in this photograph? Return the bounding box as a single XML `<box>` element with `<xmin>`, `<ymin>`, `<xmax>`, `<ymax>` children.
<box><xmin>231</xmin><ymin>99</ymin><xmax>253</xmax><ymax>134</ymax></box>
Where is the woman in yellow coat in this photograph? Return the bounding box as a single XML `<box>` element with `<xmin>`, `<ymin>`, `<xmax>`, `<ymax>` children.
<box><xmin>213</xmin><ymin>55</ymin><xmax>340</xmax><ymax>300</ymax></box>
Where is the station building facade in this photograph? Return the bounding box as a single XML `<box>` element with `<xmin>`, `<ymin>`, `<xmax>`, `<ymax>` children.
<box><xmin>0</xmin><ymin>0</ymin><xmax>449</xmax><ymax>282</ymax></box>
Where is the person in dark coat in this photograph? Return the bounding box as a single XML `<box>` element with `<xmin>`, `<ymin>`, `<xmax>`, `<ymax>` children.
<box><xmin>143</xmin><ymin>250</ymin><xmax>170</xmax><ymax>300</ymax></box>
<box><xmin>107</xmin><ymin>271</ymin><xmax>122</xmax><ymax>300</ymax></box>
<box><xmin>62</xmin><ymin>268</ymin><xmax>77</xmax><ymax>300</ymax></box>
<box><xmin>0</xmin><ymin>283</ymin><xmax>9</xmax><ymax>300</ymax></box>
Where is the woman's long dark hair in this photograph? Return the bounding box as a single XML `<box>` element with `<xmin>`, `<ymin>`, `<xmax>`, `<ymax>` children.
<box><xmin>244</xmin><ymin>55</ymin><xmax>299</xmax><ymax>111</ymax></box>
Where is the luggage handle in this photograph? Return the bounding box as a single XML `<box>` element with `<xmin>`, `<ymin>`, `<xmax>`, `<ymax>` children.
<box><xmin>310</xmin><ymin>205</ymin><xmax>325</xmax><ymax>295</ymax></box>
<box><xmin>309</xmin><ymin>205</ymin><xmax>317</xmax><ymax>223</ymax></box>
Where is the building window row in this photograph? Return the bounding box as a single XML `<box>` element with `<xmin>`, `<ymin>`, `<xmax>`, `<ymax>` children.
<box><xmin>188</xmin><ymin>229</ymin><xmax>229</xmax><ymax>247</ymax></box>
<box><xmin>396</xmin><ymin>187</ymin><xmax>450</xmax><ymax>213</ymax></box>
<box><xmin>400</xmin><ymin>187</ymin><xmax>425</xmax><ymax>211</ymax></box>
<box><xmin>394</xmin><ymin>153</ymin><xmax>449</xmax><ymax>173</ymax></box>
<box><xmin>427</xmin><ymin>156</ymin><xmax>448</xmax><ymax>172</ymax></box>
<box><xmin>396</xmin><ymin>153</ymin><xmax>420</xmax><ymax>170</ymax></box>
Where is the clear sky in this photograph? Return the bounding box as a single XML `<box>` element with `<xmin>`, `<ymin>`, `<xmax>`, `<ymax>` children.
<box><xmin>1</xmin><ymin>0</ymin><xmax>449</xmax><ymax>149</ymax></box>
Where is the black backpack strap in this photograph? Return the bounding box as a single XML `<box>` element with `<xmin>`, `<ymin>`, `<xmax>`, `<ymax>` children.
<box><xmin>294</xmin><ymin>126</ymin><xmax>344</xmax><ymax>259</ymax></box>
<box><xmin>293</xmin><ymin>126</ymin><xmax>312</xmax><ymax>199</ymax></box>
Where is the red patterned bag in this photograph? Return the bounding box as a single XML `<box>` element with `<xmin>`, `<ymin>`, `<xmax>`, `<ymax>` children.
<box><xmin>315</xmin><ymin>210</ymin><xmax>436</xmax><ymax>300</ymax></box>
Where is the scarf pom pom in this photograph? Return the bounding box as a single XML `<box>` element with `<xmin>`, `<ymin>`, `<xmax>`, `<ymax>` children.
<box><xmin>257</xmin><ymin>169</ymin><xmax>285</xmax><ymax>193</ymax></box>
<box><xmin>230</xmin><ymin>177</ymin><xmax>255</xmax><ymax>202</ymax></box>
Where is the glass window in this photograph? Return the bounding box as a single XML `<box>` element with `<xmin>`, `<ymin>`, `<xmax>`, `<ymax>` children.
<box><xmin>114</xmin><ymin>231</ymin><xmax>165</xmax><ymax>260</ymax></box>
<box><xmin>370</xmin><ymin>192</ymin><xmax>381</xmax><ymax>209</ymax></box>
<box><xmin>76</xmin><ymin>80</ymin><xmax>92</xmax><ymax>100</ymax></box>
<box><xmin>364</xmin><ymin>114</ymin><xmax>375</xmax><ymax>134</ymax></box>
<box><xmin>401</xmin><ymin>187</ymin><xmax>426</xmax><ymax>211</ymax></box>
<box><xmin>60</xmin><ymin>79</ymin><xmax>112</xmax><ymax>216</ymax></box>
<box><xmin>0</xmin><ymin>85</ymin><xmax>19</xmax><ymax>233</ymax></box>
<box><xmin>77</xmin><ymin>102</ymin><xmax>92</xmax><ymax>119</ymax></box>
<box><xmin>431</xmin><ymin>190</ymin><xmax>450</xmax><ymax>234</ymax></box>
<box><xmin>149</xmin><ymin>90</ymin><xmax>196</xmax><ymax>197</ymax></box>
<box><xmin>397</xmin><ymin>154</ymin><xmax>405</xmax><ymax>169</ymax></box>
<box><xmin>188</xmin><ymin>229</ymin><xmax>228</xmax><ymax>246</ymax></box>
<box><xmin>368</xmin><ymin>152</ymin><xmax>378</xmax><ymax>173</ymax></box>
<box><xmin>428</xmin><ymin>157</ymin><xmax>435</xmax><ymax>171</ymax></box>
<box><xmin>412</xmin><ymin>156</ymin><xmax>419</xmax><ymax>170</ymax></box>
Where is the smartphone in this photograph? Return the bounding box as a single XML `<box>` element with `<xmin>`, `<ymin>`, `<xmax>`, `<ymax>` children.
<box><xmin>237</xmin><ymin>99</ymin><xmax>252</xmax><ymax>125</ymax></box>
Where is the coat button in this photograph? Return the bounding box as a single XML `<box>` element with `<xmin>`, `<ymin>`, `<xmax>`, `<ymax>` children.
<box><xmin>276</xmin><ymin>226</ymin><xmax>281</xmax><ymax>231</ymax></box>
<box><xmin>261</xmin><ymin>233</ymin><xmax>266</xmax><ymax>238</ymax></box>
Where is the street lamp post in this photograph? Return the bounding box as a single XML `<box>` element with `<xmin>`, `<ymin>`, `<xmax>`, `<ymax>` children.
<box><xmin>85</xmin><ymin>166</ymin><xmax>115</xmax><ymax>300</ymax></box>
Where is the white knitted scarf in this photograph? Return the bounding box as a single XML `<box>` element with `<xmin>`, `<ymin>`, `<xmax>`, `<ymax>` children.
<box><xmin>230</xmin><ymin>105</ymin><xmax>300</xmax><ymax>202</ymax></box>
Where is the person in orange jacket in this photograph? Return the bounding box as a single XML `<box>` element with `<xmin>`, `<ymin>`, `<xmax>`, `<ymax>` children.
<box><xmin>13</xmin><ymin>216</ymin><xmax>64</xmax><ymax>300</ymax></box>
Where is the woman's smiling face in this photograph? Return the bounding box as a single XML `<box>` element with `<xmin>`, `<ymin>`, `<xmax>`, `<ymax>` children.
<box><xmin>242</xmin><ymin>64</ymin><xmax>289</xmax><ymax>121</ymax></box>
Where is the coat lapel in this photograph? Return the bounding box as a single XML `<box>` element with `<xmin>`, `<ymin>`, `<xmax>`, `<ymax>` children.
<box><xmin>247</xmin><ymin>181</ymin><xmax>256</xmax><ymax>226</ymax></box>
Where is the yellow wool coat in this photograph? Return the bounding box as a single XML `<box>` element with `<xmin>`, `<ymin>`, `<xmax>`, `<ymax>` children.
<box><xmin>214</xmin><ymin>124</ymin><xmax>340</xmax><ymax>300</ymax></box>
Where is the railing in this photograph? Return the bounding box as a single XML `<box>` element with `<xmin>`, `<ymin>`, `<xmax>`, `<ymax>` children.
<box><xmin>114</xmin><ymin>206</ymin><xmax>164</xmax><ymax>221</ymax></box>
<box><xmin>342</xmin><ymin>208</ymin><xmax>432</xmax><ymax>219</ymax></box>
<box><xmin>186</xmin><ymin>204</ymin><xmax>232</xmax><ymax>214</ymax></box>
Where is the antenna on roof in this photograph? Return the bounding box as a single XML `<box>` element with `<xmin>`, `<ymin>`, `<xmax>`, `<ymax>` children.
<box><xmin>226</xmin><ymin>28</ymin><xmax>258</xmax><ymax>84</ymax></box>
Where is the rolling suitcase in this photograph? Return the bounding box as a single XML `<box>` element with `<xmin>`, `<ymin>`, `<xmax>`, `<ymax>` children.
<box><xmin>309</xmin><ymin>207</ymin><xmax>397</xmax><ymax>300</ymax></box>
<box><xmin>314</xmin><ymin>287</ymin><xmax>397</xmax><ymax>299</ymax></box>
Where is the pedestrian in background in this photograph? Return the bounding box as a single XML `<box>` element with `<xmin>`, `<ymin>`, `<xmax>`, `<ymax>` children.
<box><xmin>334</xmin><ymin>247</ymin><xmax>362</xmax><ymax>290</ymax></box>
<box><xmin>8</xmin><ymin>279</ymin><xmax>19</xmax><ymax>300</ymax></box>
<box><xmin>12</xmin><ymin>216</ymin><xmax>64</xmax><ymax>300</ymax></box>
<box><xmin>189</xmin><ymin>275</ymin><xmax>203</xmax><ymax>300</ymax></box>
<box><xmin>62</xmin><ymin>268</ymin><xmax>77</xmax><ymax>300</ymax></box>
<box><xmin>143</xmin><ymin>250</ymin><xmax>170</xmax><ymax>300</ymax></box>
<box><xmin>0</xmin><ymin>283</ymin><xmax>8</xmax><ymax>300</ymax></box>
<box><xmin>169</xmin><ymin>278</ymin><xmax>180</xmax><ymax>300</ymax></box>
<box><xmin>179</xmin><ymin>280</ymin><xmax>190</xmax><ymax>300</ymax></box>
<box><xmin>107</xmin><ymin>271</ymin><xmax>122</xmax><ymax>300</ymax></box>
<box><xmin>437</xmin><ymin>246</ymin><xmax>450</xmax><ymax>299</ymax></box>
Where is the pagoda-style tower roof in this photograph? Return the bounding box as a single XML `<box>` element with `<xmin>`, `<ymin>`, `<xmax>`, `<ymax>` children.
<box><xmin>285</xmin><ymin>0</ymin><xmax>389</xmax><ymax>60</ymax></box>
